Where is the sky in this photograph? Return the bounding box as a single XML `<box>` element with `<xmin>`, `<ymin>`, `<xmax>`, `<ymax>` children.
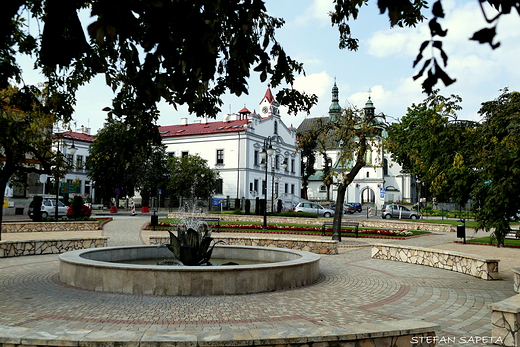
<box><xmin>18</xmin><ymin>0</ymin><xmax>520</xmax><ymax>134</ymax></box>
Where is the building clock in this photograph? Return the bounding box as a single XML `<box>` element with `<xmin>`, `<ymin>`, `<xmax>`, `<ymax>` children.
<box><xmin>261</xmin><ymin>106</ymin><xmax>269</xmax><ymax>114</ymax></box>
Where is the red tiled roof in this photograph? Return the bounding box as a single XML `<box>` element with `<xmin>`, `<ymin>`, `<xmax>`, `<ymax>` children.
<box><xmin>238</xmin><ymin>107</ymin><xmax>251</xmax><ymax>114</ymax></box>
<box><xmin>56</xmin><ymin>131</ymin><xmax>94</xmax><ymax>143</ymax></box>
<box><xmin>158</xmin><ymin>119</ymin><xmax>249</xmax><ymax>138</ymax></box>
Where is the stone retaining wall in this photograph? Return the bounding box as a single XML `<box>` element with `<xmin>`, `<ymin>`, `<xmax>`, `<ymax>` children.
<box><xmin>0</xmin><ymin>320</ymin><xmax>438</xmax><ymax>347</ymax></box>
<box><xmin>0</xmin><ymin>237</ymin><xmax>108</xmax><ymax>258</ymax></box>
<box><xmin>2</xmin><ymin>221</ymin><xmax>100</xmax><ymax>233</ymax></box>
<box><xmin>488</xmin><ymin>294</ymin><xmax>520</xmax><ymax>347</ymax></box>
<box><xmin>167</xmin><ymin>212</ymin><xmax>453</xmax><ymax>232</ymax></box>
<box><xmin>372</xmin><ymin>244</ymin><xmax>500</xmax><ymax>280</ymax></box>
<box><xmin>150</xmin><ymin>235</ymin><xmax>338</xmax><ymax>254</ymax></box>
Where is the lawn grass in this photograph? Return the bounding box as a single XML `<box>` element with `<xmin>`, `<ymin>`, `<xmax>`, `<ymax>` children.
<box><xmin>419</xmin><ymin>219</ymin><xmax>479</xmax><ymax>229</ymax></box>
<box><xmin>465</xmin><ymin>236</ymin><xmax>520</xmax><ymax>247</ymax></box>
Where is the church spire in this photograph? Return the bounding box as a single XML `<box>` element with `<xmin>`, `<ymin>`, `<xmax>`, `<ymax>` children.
<box><xmin>364</xmin><ymin>89</ymin><xmax>375</xmax><ymax>118</ymax></box>
<box><xmin>329</xmin><ymin>79</ymin><xmax>341</xmax><ymax>122</ymax></box>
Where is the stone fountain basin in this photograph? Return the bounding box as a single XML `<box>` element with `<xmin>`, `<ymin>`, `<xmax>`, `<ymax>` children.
<box><xmin>59</xmin><ymin>245</ymin><xmax>321</xmax><ymax>296</ymax></box>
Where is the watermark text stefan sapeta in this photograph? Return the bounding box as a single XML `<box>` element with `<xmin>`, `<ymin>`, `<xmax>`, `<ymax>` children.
<box><xmin>411</xmin><ymin>336</ymin><xmax>504</xmax><ymax>344</ymax></box>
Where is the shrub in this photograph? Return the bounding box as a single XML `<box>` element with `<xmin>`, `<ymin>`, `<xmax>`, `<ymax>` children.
<box><xmin>67</xmin><ymin>196</ymin><xmax>92</xmax><ymax>219</ymax></box>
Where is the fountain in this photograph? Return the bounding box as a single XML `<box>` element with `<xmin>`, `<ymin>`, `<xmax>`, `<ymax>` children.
<box><xmin>58</xmin><ymin>222</ymin><xmax>321</xmax><ymax>296</ymax></box>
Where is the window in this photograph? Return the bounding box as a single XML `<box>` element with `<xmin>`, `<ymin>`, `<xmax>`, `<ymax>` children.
<box><xmin>216</xmin><ymin>149</ymin><xmax>224</xmax><ymax>165</ymax></box>
<box><xmin>254</xmin><ymin>150</ymin><xmax>259</xmax><ymax>166</ymax></box>
<box><xmin>285</xmin><ymin>183</ymin><xmax>288</xmax><ymax>194</ymax></box>
<box><xmin>76</xmin><ymin>155</ymin><xmax>83</xmax><ymax>171</ymax></box>
<box><xmin>168</xmin><ymin>152</ymin><xmax>175</xmax><ymax>158</ymax></box>
<box><xmin>181</xmin><ymin>151</ymin><xmax>189</xmax><ymax>158</ymax></box>
<box><xmin>319</xmin><ymin>185</ymin><xmax>327</xmax><ymax>192</ymax></box>
<box><xmin>365</xmin><ymin>148</ymin><xmax>373</xmax><ymax>165</ymax></box>
<box><xmin>85</xmin><ymin>181</ymin><xmax>91</xmax><ymax>195</ymax></box>
<box><xmin>291</xmin><ymin>159</ymin><xmax>295</xmax><ymax>173</ymax></box>
<box><xmin>216</xmin><ymin>179</ymin><xmax>223</xmax><ymax>194</ymax></box>
<box><xmin>274</xmin><ymin>121</ymin><xmax>278</xmax><ymax>134</ymax></box>
<box><xmin>67</xmin><ymin>154</ymin><xmax>74</xmax><ymax>170</ymax></box>
<box><xmin>275</xmin><ymin>155</ymin><xmax>279</xmax><ymax>170</ymax></box>
<box><xmin>85</xmin><ymin>156</ymin><xmax>90</xmax><ymax>170</ymax></box>
<box><xmin>262</xmin><ymin>180</ymin><xmax>266</xmax><ymax>195</ymax></box>
<box><xmin>366</xmin><ymin>171</ymin><xmax>370</xmax><ymax>178</ymax></box>
<box><xmin>254</xmin><ymin>179</ymin><xmax>258</xmax><ymax>193</ymax></box>
<box><xmin>291</xmin><ymin>184</ymin><xmax>295</xmax><ymax>195</ymax></box>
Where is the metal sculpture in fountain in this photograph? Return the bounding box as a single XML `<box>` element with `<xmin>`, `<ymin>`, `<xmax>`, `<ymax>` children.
<box><xmin>164</xmin><ymin>223</ymin><xmax>223</xmax><ymax>266</ymax></box>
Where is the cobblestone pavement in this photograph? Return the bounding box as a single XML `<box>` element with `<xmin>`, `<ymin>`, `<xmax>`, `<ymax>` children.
<box><xmin>0</xmin><ymin>216</ymin><xmax>517</xmax><ymax>346</ymax></box>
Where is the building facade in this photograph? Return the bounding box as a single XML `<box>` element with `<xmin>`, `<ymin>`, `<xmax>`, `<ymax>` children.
<box><xmin>159</xmin><ymin>86</ymin><xmax>302</xmax><ymax>210</ymax></box>
<box><xmin>297</xmin><ymin>83</ymin><xmax>414</xmax><ymax>208</ymax></box>
<box><xmin>3</xmin><ymin>126</ymin><xmax>95</xmax><ymax>216</ymax></box>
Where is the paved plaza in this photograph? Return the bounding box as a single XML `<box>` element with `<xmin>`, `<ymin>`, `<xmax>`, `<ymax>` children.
<box><xmin>0</xmin><ymin>216</ymin><xmax>517</xmax><ymax>346</ymax></box>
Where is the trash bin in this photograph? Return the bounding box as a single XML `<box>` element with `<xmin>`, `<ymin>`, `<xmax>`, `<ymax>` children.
<box><xmin>457</xmin><ymin>224</ymin><xmax>465</xmax><ymax>239</ymax></box>
<box><xmin>150</xmin><ymin>215</ymin><xmax>158</xmax><ymax>227</ymax></box>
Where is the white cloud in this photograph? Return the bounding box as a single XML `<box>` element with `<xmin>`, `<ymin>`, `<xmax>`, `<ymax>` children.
<box><xmin>293</xmin><ymin>71</ymin><xmax>333</xmax><ymax>100</ymax></box>
<box><xmin>294</xmin><ymin>0</ymin><xmax>333</xmax><ymax>27</ymax></box>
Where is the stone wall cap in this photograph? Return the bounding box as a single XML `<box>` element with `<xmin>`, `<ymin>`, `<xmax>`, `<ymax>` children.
<box><xmin>488</xmin><ymin>294</ymin><xmax>520</xmax><ymax>313</ymax></box>
<box><xmin>372</xmin><ymin>244</ymin><xmax>500</xmax><ymax>263</ymax></box>
<box><xmin>0</xmin><ymin>319</ymin><xmax>439</xmax><ymax>345</ymax></box>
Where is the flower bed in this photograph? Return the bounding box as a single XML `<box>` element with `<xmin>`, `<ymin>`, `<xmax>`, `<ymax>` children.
<box><xmin>147</xmin><ymin>222</ymin><xmax>417</xmax><ymax>238</ymax></box>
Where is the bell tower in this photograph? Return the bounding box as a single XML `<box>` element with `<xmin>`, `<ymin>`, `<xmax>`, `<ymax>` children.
<box><xmin>328</xmin><ymin>79</ymin><xmax>341</xmax><ymax>122</ymax></box>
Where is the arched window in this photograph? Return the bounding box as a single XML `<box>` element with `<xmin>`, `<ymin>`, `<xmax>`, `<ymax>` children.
<box><xmin>365</xmin><ymin>148</ymin><xmax>372</xmax><ymax>165</ymax></box>
<box><xmin>319</xmin><ymin>185</ymin><xmax>327</xmax><ymax>192</ymax></box>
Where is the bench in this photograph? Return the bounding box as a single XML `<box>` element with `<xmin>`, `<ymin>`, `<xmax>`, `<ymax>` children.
<box><xmin>322</xmin><ymin>221</ymin><xmax>360</xmax><ymax>237</ymax></box>
<box><xmin>185</xmin><ymin>217</ymin><xmax>221</xmax><ymax>232</ymax></box>
<box><xmin>505</xmin><ymin>230</ymin><xmax>519</xmax><ymax>240</ymax></box>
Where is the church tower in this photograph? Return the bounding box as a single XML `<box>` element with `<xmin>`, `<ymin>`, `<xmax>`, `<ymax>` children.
<box><xmin>259</xmin><ymin>84</ymin><xmax>280</xmax><ymax>118</ymax></box>
<box><xmin>364</xmin><ymin>96</ymin><xmax>375</xmax><ymax>118</ymax></box>
<box><xmin>328</xmin><ymin>80</ymin><xmax>341</xmax><ymax>122</ymax></box>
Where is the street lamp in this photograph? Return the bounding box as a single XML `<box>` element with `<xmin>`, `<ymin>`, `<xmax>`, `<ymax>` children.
<box><xmin>259</xmin><ymin>137</ymin><xmax>274</xmax><ymax>229</ymax></box>
<box><xmin>271</xmin><ymin>156</ymin><xmax>288</xmax><ymax>212</ymax></box>
<box><xmin>55</xmin><ymin>136</ymin><xmax>76</xmax><ymax>219</ymax></box>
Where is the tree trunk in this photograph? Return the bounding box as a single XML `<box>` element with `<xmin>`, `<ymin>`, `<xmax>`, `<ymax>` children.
<box><xmin>331</xmin><ymin>183</ymin><xmax>347</xmax><ymax>241</ymax></box>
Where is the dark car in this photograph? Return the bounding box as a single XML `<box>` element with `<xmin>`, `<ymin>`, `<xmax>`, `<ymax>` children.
<box><xmin>348</xmin><ymin>202</ymin><xmax>362</xmax><ymax>212</ymax></box>
<box><xmin>330</xmin><ymin>202</ymin><xmax>356</xmax><ymax>214</ymax></box>
<box><xmin>381</xmin><ymin>204</ymin><xmax>420</xmax><ymax>219</ymax></box>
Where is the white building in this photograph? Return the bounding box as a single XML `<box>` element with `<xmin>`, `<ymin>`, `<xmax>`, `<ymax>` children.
<box><xmin>159</xmin><ymin>86</ymin><xmax>301</xmax><ymax>210</ymax></box>
<box><xmin>49</xmin><ymin>127</ymin><xmax>96</xmax><ymax>203</ymax></box>
<box><xmin>297</xmin><ymin>83</ymin><xmax>414</xmax><ymax>208</ymax></box>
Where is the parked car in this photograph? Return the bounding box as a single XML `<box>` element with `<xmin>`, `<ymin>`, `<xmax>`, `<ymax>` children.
<box><xmin>294</xmin><ymin>202</ymin><xmax>335</xmax><ymax>217</ymax></box>
<box><xmin>331</xmin><ymin>202</ymin><xmax>356</xmax><ymax>214</ymax></box>
<box><xmin>381</xmin><ymin>204</ymin><xmax>420</xmax><ymax>219</ymax></box>
<box><xmin>348</xmin><ymin>202</ymin><xmax>363</xmax><ymax>212</ymax></box>
<box><xmin>28</xmin><ymin>198</ymin><xmax>68</xmax><ymax>219</ymax></box>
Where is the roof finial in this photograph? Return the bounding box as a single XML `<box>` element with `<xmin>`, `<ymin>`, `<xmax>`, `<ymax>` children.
<box><xmin>368</xmin><ymin>88</ymin><xmax>372</xmax><ymax>100</ymax></box>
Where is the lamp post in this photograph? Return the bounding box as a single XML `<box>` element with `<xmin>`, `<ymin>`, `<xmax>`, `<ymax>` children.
<box><xmin>259</xmin><ymin>137</ymin><xmax>274</xmax><ymax>229</ymax></box>
<box><xmin>55</xmin><ymin>136</ymin><xmax>77</xmax><ymax>220</ymax></box>
<box><xmin>271</xmin><ymin>157</ymin><xmax>288</xmax><ymax>212</ymax></box>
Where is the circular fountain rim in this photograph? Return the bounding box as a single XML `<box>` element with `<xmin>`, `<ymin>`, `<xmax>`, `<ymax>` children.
<box><xmin>59</xmin><ymin>245</ymin><xmax>321</xmax><ymax>295</ymax></box>
<box><xmin>59</xmin><ymin>244</ymin><xmax>320</xmax><ymax>270</ymax></box>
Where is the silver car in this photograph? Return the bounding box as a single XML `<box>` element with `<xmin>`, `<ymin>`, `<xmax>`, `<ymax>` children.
<box><xmin>381</xmin><ymin>204</ymin><xmax>420</xmax><ymax>219</ymax></box>
<box><xmin>28</xmin><ymin>199</ymin><xmax>68</xmax><ymax>219</ymax></box>
<box><xmin>294</xmin><ymin>202</ymin><xmax>335</xmax><ymax>217</ymax></box>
